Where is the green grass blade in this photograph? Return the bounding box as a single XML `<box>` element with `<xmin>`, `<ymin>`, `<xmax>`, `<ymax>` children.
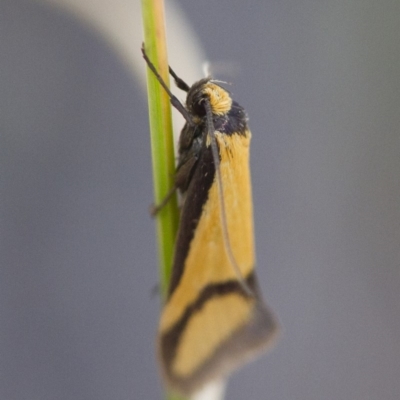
<box><xmin>141</xmin><ymin>1</ymin><xmax>185</xmax><ymax>399</ymax></box>
<box><xmin>141</xmin><ymin>0</ymin><xmax>179</xmax><ymax>298</ymax></box>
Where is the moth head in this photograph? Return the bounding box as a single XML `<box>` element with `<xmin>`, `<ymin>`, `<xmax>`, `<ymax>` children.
<box><xmin>186</xmin><ymin>79</ymin><xmax>233</xmax><ymax>118</ymax></box>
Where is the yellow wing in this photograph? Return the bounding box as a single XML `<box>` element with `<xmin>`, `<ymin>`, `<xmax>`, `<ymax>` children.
<box><xmin>158</xmin><ymin>130</ymin><xmax>278</xmax><ymax>396</ymax></box>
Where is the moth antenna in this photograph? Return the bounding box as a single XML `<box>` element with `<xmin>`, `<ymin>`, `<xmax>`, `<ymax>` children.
<box><xmin>204</xmin><ymin>100</ymin><xmax>254</xmax><ymax>297</ymax></box>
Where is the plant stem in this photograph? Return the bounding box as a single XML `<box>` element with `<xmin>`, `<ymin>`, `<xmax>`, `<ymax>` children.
<box><xmin>141</xmin><ymin>0</ymin><xmax>179</xmax><ymax>298</ymax></box>
<box><xmin>141</xmin><ymin>1</ymin><xmax>184</xmax><ymax>400</ymax></box>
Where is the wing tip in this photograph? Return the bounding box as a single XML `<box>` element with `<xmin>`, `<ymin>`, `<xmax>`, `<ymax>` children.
<box><xmin>159</xmin><ymin>299</ymin><xmax>280</xmax><ymax>398</ymax></box>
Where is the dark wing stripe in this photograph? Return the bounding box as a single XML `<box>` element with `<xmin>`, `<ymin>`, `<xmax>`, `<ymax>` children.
<box><xmin>160</xmin><ymin>273</ymin><xmax>258</xmax><ymax>370</ymax></box>
<box><xmin>160</xmin><ymin>273</ymin><xmax>277</xmax><ymax>395</ymax></box>
<box><xmin>175</xmin><ymin>299</ymin><xmax>276</xmax><ymax>395</ymax></box>
<box><xmin>168</xmin><ymin>139</ymin><xmax>216</xmax><ymax>297</ymax></box>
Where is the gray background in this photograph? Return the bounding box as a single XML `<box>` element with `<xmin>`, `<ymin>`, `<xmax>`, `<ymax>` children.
<box><xmin>1</xmin><ymin>0</ymin><xmax>400</xmax><ymax>399</ymax></box>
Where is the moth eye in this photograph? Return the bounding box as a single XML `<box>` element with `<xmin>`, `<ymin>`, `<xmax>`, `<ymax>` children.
<box><xmin>192</xmin><ymin>98</ymin><xmax>206</xmax><ymax>117</ymax></box>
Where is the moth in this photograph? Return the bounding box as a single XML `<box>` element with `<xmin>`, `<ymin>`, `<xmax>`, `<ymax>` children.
<box><xmin>142</xmin><ymin>46</ymin><xmax>278</xmax><ymax>397</ymax></box>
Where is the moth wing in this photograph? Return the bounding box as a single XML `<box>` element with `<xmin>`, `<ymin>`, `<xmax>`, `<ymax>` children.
<box><xmin>158</xmin><ymin>132</ymin><xmax>278</xmax><ymax>396</ymax></box>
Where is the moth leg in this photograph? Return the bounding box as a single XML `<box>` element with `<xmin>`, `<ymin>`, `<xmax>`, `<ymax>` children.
<box><xmin>150</xmin><ymin>185</ymin><xmax>178</xmax><ymax>216</ymax></box>
<box><xmin>169</xmin><ymin>66</ymin><xmax>190</xmax><ymax>92</ymax></box>
<box><xmin>141</xmin><ymin>44</ymin><xmax>193</xmax><ymax>125</ymax></box>
<box><xmin>150</xmin><ymin>153</ymin><xmax>198</xmax><ymax>216</ymax></box>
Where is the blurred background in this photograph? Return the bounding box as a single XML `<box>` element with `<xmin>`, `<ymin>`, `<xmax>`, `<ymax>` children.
<box><xmin>1</xmin><ymin>0</ymin><xmax>399</xmax><ymax>399</ymax></box>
